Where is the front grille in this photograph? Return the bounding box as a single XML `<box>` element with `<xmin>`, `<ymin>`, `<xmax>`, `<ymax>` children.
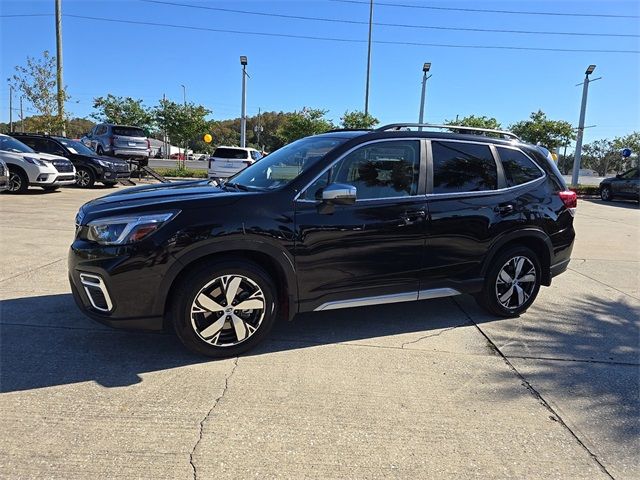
<box><xmin>56</xmin><ymin>175</ymin><xmax>75</xmax><ymax>181</ymax></box>
<box><xmin>112</xmin><ymin>163</ymin><xmax>130</xmax><ymax>172</ymax></box>
<box><xmin>52</xmin><ymin>160</ymin><xmax>74</xmax><ymax>172</ymax></box>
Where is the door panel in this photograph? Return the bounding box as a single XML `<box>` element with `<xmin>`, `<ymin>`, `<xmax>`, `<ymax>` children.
<box><xmin>294</xmin><ymin>139</ymin><xmax>427</xmax><ymax>311</ymax></box>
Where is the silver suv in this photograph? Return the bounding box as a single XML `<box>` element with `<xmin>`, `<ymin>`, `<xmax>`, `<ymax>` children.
<box><xmin>82</xmin><ymin>124</ymin><xmax>150</xmax><ymax>164</ymax></box>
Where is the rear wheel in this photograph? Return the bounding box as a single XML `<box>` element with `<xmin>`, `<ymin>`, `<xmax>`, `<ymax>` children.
<box><xmin>96</xmin><ymin>145</ymin><xmax>105</xmax><ymax>156</ymax></box>
<box><xmin>75</xmin><ymin>167</ymin><xmax>95</xmax><ymax>188</ymax></box>
<box><xmin>172</xmin><ymin>260</ymin><xmax>278</xmax><ymax>357</ymax></box>
<box><xmin>7</xmin><ymin>168</ymin><xmax>28</xmax><ymax>194</ymax></box>
<box><xmin>476</xmin><ymin>246</ymin><xmax>541</xmax><ymax>317</ymax></box>
<box><xmin>600</xmin><ymin>185</ymin><xmax>613</xmax><ymax>201</ymax></box>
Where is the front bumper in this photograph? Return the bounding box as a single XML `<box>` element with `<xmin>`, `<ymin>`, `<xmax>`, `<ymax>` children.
<box><xmin>31</xmin><ymin>173</ymin><xmax>77</xmax><ymax>186</ymax></box>
<box><xmin>68</xmin><ymin>241</ymin><xmax>168</xmax><ymax>331</ymax></box>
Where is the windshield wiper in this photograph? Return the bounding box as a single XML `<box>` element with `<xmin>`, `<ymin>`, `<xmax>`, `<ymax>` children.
<box><xmin>224</xmin><ymin>181</ymin><xmax>250</xmax><ymax>191</ymax></box>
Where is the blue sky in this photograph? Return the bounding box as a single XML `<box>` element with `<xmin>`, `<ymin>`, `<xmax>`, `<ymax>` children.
<box><xmin>1</xmin><ymin>0</ymin><xmax>638</xmax><ymax>146</ymax></box>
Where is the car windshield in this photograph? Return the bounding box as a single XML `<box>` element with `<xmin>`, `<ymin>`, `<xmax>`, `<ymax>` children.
<box><xmin>0</xmin><ymin>136</ymin><xmax>35</xmax><ymax>154</ymax></box>
<box><xmin>229</xmin><ymin>136</ymin><xmax>347</xmax><ymax>190</ymax></box>
<box><xmin>112</xmin><ymin>127</ymin><xmax>146</xmax><ymax>137</ymax></box>
<box><xmin>55</xmin><ymin>137</ymin><xmax>96</xmax><ymax>156</ymax></box>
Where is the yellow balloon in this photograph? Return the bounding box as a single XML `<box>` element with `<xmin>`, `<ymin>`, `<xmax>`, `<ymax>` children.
<box><xmin>203</xmin><ymin>133</ymin><xmax>212</xmax><ymax>143</ymax></box>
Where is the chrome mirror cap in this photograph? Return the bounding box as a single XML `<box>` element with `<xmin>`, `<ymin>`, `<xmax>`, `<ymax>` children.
<box><xmin>322</xmin><ymin>183</ymin><xmax>357</xmax><ymax>204</ymax></box>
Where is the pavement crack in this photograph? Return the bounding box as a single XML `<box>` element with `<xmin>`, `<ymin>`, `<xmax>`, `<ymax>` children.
<box><xmin>189</xmin><ymin>357</ymin><xmax>239</xmax><ymax>480</ymax></box>
<box><xmin>401</xmin><ymin>321</ymin><xmax>471</xmax><ymax>348</ymax></box>
<box><xmin>452</xmin><ymin>298</ymin><xmax>615</xmax><ymax>480</ymax></box>
<box><xmin>0</xmin><ymin>258</ymin><xmax>64</xmax><ymax>285</ymax></box>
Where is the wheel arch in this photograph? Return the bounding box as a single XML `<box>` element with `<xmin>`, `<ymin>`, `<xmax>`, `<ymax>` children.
<box><xmin>160</xmin><ymin>242</ymin><xmax>298</xmax><ymax>327</ymax></box>
<box><xmin>482</xmin><ymin>229</ymin><xmax>553</xmax><ymax>286</ymax></box>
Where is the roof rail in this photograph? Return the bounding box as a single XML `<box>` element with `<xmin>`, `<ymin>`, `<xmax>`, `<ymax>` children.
<box><xmin>375</xmin><ymin>123</ymin><xmax>520</xmax><ymax>140</ymax></box>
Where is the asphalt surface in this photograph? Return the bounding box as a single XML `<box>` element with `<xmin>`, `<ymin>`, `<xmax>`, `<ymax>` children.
<box><xmin>0</xmin><ymin>185</ymin><xmax>638</xmax><ymax>479</ymax></box>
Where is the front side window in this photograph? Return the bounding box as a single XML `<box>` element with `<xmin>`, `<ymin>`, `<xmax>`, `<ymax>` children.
<box><xmin>302</xmin><ymin>140</ymin><xmax>420</xmax><ymax>200</ymax></box>
<box><xmin>230</xmin><ymin>136</ymin><xmax>347</xmax><ymax>190</ymax></box>
<box><xmin>498</xmin><ymin>147</ymin><xmax>543</xmax><ymax>187</ymax></box>
<box><xmin>432</xmin><ymin>141</ymin><xmax>497</xmax><ymax>193</ymax></box>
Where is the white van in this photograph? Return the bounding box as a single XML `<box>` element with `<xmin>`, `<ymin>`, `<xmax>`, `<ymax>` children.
<box><xmin>208</xmin><ymin>146</ymin><xmax>263</xmax><ymax>179</ymax></box>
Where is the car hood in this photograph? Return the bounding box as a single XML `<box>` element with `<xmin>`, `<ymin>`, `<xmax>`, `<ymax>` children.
<box><xmin>79</xmin><ymin>180</ymin><xmax>242</xmax><ymax>221</ymax></box>
<box><xmin>600</xmin><ymin>176</ymin><xmax>618</xmax><ymax>183</ymax></box>
<box><xmin>38</xmin><ymin>152</ymin><xmax>72</xmax><ymax>162</ymax></box>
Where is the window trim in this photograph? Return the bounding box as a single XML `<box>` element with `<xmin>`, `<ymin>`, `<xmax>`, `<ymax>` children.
<box><xmin>294</xmin><ymin>138</ymin><xmax>426</xmax><ymax>203</ymax></box>
<box><xmin>426</xmin><ymin>138</ymin><xmax>546</xmax><ymax>198</ymax></box>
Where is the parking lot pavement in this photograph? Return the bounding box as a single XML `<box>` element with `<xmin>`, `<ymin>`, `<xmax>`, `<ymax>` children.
<box><xmin>1</xmin><ymin>187</ymin><xmax>638</xmax><ymax>479</ymax></box>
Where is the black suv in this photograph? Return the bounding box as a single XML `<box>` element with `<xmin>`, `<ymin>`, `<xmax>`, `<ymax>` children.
<box><xmin>69</xmin><ymin>124</ymin><xmax>576</xmax><ymax>357</ymax></box>
<box><xmin>12</xmin><ymin>133</ymin><xmax>130</xmax><ymax>188</ymax></box>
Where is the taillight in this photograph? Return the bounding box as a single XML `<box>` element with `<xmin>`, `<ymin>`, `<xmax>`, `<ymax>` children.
<box><xmin>559</xmin><ymin>190</ymin><xmax>577</xmax><ymax>213</ymax></box>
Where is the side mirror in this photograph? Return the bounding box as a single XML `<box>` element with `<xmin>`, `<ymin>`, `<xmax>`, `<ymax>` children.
<box><xmin>322</xmin><ymin>183</ymin><xmax>356</xmax><ymax>205</ymax></box>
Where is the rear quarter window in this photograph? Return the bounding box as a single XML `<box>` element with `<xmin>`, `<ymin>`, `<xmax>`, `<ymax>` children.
<box><xmin>213</xmin><ymin>148</ymin><xmax>248</xmax><ymax>159</ymax></box>
<box><xmin>497</xmin><ymin>147</ymin><xmax>543</xmax><ymax>187</ymax></box>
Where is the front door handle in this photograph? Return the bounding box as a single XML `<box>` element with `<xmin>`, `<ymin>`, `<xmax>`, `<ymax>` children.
<box><xmin>494</xmin><ymin>203</ymin><xmax>514</xmax><ymax>215</ymax></box>
<box><xmin>400</xmin><ymin>210</ymin><xmax>426</xmax><ymax>225</ymax></box>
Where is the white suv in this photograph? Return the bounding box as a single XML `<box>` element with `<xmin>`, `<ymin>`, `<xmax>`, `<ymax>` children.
<box><xmin>208</xmin><ymin>146</ymin><xmax>263</xmax><ymax>179</ymax></box>
<box><xmin>0</xmin><ymin>134</ymin><xmax>76</xmax><ymax>193</ymax></box>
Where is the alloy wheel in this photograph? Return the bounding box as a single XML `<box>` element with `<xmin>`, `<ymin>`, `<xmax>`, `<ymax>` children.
<box><xmin>495</xmin><ymin>256</ymin><xmax>537</xmax><ymax>310</ymax></box>
<box><xmin>8</xmin><ymin>172</ymin><xmax>22</xmax><ymax>192</ymax></box>
<box><xmin>76</xmin><ymin>170</ymin><xmax>90</xmax><ymax>187</ymax></box>
<box><xmin>190</xmin><ymin>274</ymin><xmax>266</xmax><ymax>347</ymax></box>
<box><xmin>601</xmin><ymin>187</ymin><xmax>611</xmax><ymax>200</ymax></box>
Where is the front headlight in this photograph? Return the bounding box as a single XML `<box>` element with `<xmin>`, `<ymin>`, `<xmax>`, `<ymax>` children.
<box><xmin>24</xmin><ymin>156</ymin><xmax>48</xmax><ymax>167</ymax></box>
<box><xmin>96</xmin><ymin>159</ymin><xmax>113</xmax><ymax>169</ymax></box>
<box><xmin>86</xmin><ymin>211</ymin><xmax>179</xmax><ymax>245</ymax></box>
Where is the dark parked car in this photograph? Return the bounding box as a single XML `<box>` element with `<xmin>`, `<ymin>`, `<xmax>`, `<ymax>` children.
<box><xmin>69</xmin><ymin>124</ymin><xmax>576</xmax><ymax>357</ymax></box>
<box><xmin>11</xmin><ymin>133</ymin><xmax>131</xmax><ymax>188</ymax></box>
<box><xmin>81</xmin><ymin>123</ymin><xmax>150</xmax><ymax>166</ymax></box>
<box><xmin>599</xmin><ymin>167</ymin><xmax>639</xmax><ymax>202</ymax></box>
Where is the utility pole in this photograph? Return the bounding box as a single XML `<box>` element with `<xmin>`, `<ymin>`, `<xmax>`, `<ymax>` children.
<box><xmin>364</xmin><ymin>0</ymin><xmax>373</xmax><ymax>116</ymax></box>
<box><xmin>55</xmin><ymin>0</ymin><xmax>65</xmax><ymax>135</ymax></box>
<box><xmin>181</xmin><ymin>84</ymin><xmax>187</xmax><ymax>166</ymax></box>
<box><xmin>571</xmin><ymin>65</ymin><xmax>601</xmax><ymax>187</ymax></box>
<box><xmin>162</xmin><ymin>93</ymin><xmax>168</xmax><ymax>159</ymax></box>
<box><xmin>20</xmin><ymin>96</ymin><xmax>24</xmax><ymax>132</ymax></box>
<box><xmin>418</xmin><ymin>63</ymin><xmax>432</xmax><ymax>130</ymax></box>
<box><xmin>9</xmin><ymin>85</ymin><xmax>13</xmax><ymax>133</ymax></box>
<box><xmin>240</xmin><ymin>56</ymin><xmax>248</xmax><ymax>148</ymax></box>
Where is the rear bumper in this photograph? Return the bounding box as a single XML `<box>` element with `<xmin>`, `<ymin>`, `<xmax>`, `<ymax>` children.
<box><xmin>113</xmin><ymin>148</ymin><xmax>149</xmax><ymax>159</ymax></box>
<box><xmin>550</xmin><ymin>258</ymin><xmax>571</xmax><ymax>278</ymax></box>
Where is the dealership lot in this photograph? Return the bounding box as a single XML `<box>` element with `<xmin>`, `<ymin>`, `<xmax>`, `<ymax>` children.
<box><xmin>0</xmin><ymin>187</ymin><xmax>638</xmax><ymax>479</ymax></box>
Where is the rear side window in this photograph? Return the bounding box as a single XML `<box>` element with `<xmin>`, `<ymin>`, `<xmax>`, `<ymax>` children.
<box><xmin>432</xmin><ymin>141</ymin><xmax>497</xmax><ymax>193</ymax></box>
<box><xmin>213</xmin><ymin>148</ymin><xmax>248</xmax><ymax>159</ymax></box>
<box><xmin>498</xmin><ymin>147</ymin><xmax>543</xmax><ymax>187</ymax></box>
<box><xmin>112</xmin><ymin>127</ymin><xmax>146</xmax><ymax>137</ymax></box>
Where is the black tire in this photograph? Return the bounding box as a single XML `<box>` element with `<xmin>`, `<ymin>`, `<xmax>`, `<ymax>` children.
<box><xmin>172</xmin><ymin>260</ymin><xmax>278</xmax><ymax>358</ymax></box>
<box><xmin>102</xmin><ymin>181</ymin><xmax>117</xmax><ymax>188</ymax></box>
<box><xmin>42</xmin><ymin>186</ymin><xmax>59</xmax><ymax>192</ymax></box>
<box><xmin>600</xmin><ymin>185</ymin><xmax>613</xmax><ymax>201</ymax></box>
<box><xmin>475</xmin><ymin>246</ymin><xmax>542</xmax><ymax>317</ymax></box>
<box><xmin>7</xmin><ymin>167</ymin><xmax>29</xmax><ymax>194</ymax></box>
<box><xmin>75</xmin><ymin>167</ymin><xmax>95</xmax><ymax>188</ymax></box>
<box><xmin>96</xmin><ymin>145</ymin><xmax>105</xmax><ymax>156</ymax></box>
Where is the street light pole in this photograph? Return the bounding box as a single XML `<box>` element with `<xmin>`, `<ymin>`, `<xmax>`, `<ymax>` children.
<box><xmin>8</xmin><ymin>85</ymin><xmax>13</xmax><ymax>133</ymax></box>
<box><xmin>240</xmin><ymin>56</ymin><xmax>248</xmax><ymax>148</ymax></box>
<box><xmin>180</xmin><ymin>84</ymin><xmax>187</xmax><ymax>167</ymax></box>
<box><xmin>364</xmin><ymin>0</ymin><xmax>374</xmax><ymax>116</ymax></box>
<box><xmin>418</xmin><ymin>63</ymin><xmax>431</xmax><ymax>131</ymax></box>
<box><xmin>571</xmin><ymin>64</ymin><xmax>600</xmax><ymax>187</ymax></box>
<box><xmin>55</xmin><ymin>0</ymin><xmax>65</xmax><ymax>135</ymax></box>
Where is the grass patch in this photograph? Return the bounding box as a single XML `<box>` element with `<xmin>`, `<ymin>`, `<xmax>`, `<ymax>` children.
<box><xmin>154</xmin><ymin>168</ymin><xmax>208</xmax><ymax>178</ymax></box>
<box><xmin>571</xmin><ymin>185</ymin><xmax>600</xmax><ymax>196</ymax></box>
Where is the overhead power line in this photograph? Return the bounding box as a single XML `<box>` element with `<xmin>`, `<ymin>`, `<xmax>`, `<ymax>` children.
<box><xmin>139</xmin><ymin>0</ymin><xmax>639</xmax><ymax>38</ymax></box>
<box><xmin>63</xmin><ymin>14</ymin><xmax>640</xmax><ymax>54</ymax></box>
<box><xmin>0</xmin><ymin>14</ymin><xmax>52</xmax><ymax>18</ymax></box>
<box><xmin>329</xmin><ymin>0</ymin><xmax>640</xmax><ymax>19</ymax></box>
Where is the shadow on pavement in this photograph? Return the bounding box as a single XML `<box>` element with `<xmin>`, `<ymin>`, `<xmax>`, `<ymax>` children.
<box><xmin>0</xmin><ymin>293</ymin><xmax>469</xmax><ymax>393</ymax></box>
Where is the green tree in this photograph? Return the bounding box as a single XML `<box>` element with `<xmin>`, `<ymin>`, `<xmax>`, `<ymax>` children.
<box><xmin>276</xmin><ymin>107</ymin><xmax>334</xmax><ymax>144</ymax></box>
<box><xmin>9</xmin><ymin>50</ymin><xmax>68</xmax><ymax>134</ymax></box>
<box><xmin>155</xmin><ymin>99</ymin><xmax>210</xmax><ymax>165</ymax></box>
<box><xmin>612</xmin><ymin>132</ymin><xmax>640</xmax><ymax>170</ymax></box>
<box><xmin>581</xmin><ymin>139</ymin><xmax>621</xmax><ymax>176</ymax></box>
<box><xmin>510</xmin><ymin>110</ymin><xmax>575</xmax><ymax>151</ymax></box>
<box><xmin>340</xmin><ymin>110</ymin><xmax>379</xmax><ymax>129</ymax></box>
<box><xmin>444</xmin><ymin>115</ymin><xmax>501</xmax><ymax>130</ymax></box>
<box><xmin>92</xmin><ymin>94</ymin><xmax>154</xmax><ymax>130</ymax></box>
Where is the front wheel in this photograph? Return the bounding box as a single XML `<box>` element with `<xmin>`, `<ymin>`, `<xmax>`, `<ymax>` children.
<box><xmin>75</xmin><ymin>167</ymin><xmax>95</xmax><ymax>188</ymax></box>
<box><xmin>600</xmin><ymin>185</ymin><xmax>613</xmax><ymax>201</ymax></box>
<box><xmin>7</xmin><ymin>168</ymin><xmax>29</xmax><ymax>194</ymax></box>
<box><xmin>475</xmin><ymin>246</ymin><xmax>541</xmax><ymax>317</ymax></box>
<box><xmin>172</xmin><ymin>260</ymin><xmax>278</xmax><ymax>357</ymax></box>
